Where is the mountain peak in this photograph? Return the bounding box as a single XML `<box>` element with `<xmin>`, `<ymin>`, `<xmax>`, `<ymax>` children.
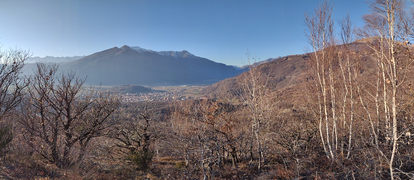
<box><xmin>120</xmin><ymin>45</ymin><xmax>131</xmax><ymax>49</ymax></box>
<box><xmin>130</xmin><ymin>46</ymin><xmax>195</xmax><ymax>58</ymax></box>
<box><xmin>157</xmin><ymin>50</ymin><xmax>195</xmax><ymax>58</ymax></box>
<box><xmin>130</xmin><ymin>46</ymin><xmax>153</xmax><ymax>53</ymax></box>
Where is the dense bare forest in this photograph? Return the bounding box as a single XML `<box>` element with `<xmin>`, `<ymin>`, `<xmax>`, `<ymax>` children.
<box><xmin>2</xmin><ymin>0</ymin><xmax>414</xmax><ymax>179</ymax></box>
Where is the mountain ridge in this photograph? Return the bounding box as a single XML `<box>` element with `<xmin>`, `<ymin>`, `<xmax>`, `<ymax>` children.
<box><xmin>130</xmin><ymin>46</ymin><xmax>196</xmax><ymax>59</ymax></box>
<box><xmin>57</xmin><ymin>45</ymin><xmax>239</xmax><ymax>86</ymax></box>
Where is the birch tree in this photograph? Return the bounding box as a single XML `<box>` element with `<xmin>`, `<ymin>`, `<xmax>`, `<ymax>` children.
<box><xmin>305</xmin><ymin>1</ymin><xmax>337</xmax><ymax>159</ymax></box>
<box><xmin>357</xmin><ymin>0</ymin><xmax>414</xmax><ymax>178</ymax></box>
<box><xmin>338</xmin><ymin>14</ymin><xmax>357</xmax><ymax>159</ymax></box>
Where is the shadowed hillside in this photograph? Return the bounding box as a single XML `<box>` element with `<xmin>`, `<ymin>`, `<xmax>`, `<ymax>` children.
<box><xmin>59</xmin><ymin>45</ymin><xmax>239</xmax><ymax>86</ymax></box>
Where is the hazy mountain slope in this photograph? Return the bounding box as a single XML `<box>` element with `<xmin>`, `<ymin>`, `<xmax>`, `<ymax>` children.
<box><xmin>60</xmin><ymin>45</ymin><xmax>239</xmax><ymax>86</ymax></box>
<box><xmin>27</xmin><ymin>56</ymin><xmax>85</xmax><ymax>63</ymax></box>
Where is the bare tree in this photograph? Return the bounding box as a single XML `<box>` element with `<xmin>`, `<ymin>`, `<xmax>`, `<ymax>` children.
<box><xmin>110</xmin><ymin>105</ymin><xmax>155</xmax><ymax>171</ymax></box>
<box><xmin>237</xmin><ymin>52</ymin><xmax>272</xmax><ymax>170</ymax></box>
<box><xmin>18</xmin><ymin>63</ymin><xmax>120</xmax><ymax>168</ymax></box>
<box><xmin>0</xmin><ymin>47</ymin><xmax>30</xmax><ymax>159</ymax></box>
<box><xmin>0</xmin><ymin>48</ymin><xmax>30</xmax><ymax>120</ymax></box>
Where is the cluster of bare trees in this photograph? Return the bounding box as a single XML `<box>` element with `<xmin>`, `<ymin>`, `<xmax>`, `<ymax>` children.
<box><xmin>161</xmin><ymin>53</ymin><xmax>287</xmax><ymax>179</ymax></box>
<box><xmin>358</xmin><ymin>1</ymin><xmax>414</xmax><ymax>178</ymax></box>
<box><xmin>305</xmin><ymin>0</ymin><xmax>414</xmax><ymax>178</ymax></box>
<box><xmin>0</xmin><ymin>45</ymin><xmax>124</xmax><ymax>171</ymax></box>
<box><xmin>17</xmin><ymin>64</ymin><xmax>120</xmax><ymax>168</ymax></box>
<box><xmin>305</xmin><ymin>1</ymin><xmax>358</xmax><ymax>160</ymax></box>
<box><xmin>167</xmin><ymin>99</ymin><xmax>246</xmax><ymax>179</ymax></box>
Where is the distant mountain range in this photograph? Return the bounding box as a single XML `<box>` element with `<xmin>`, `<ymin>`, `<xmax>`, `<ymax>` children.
<box><xmin>24</xmin><ymin>45</ymin><xmax>242</xmax><ymax>86</ymax></box>
<box><xmin>231</xmin><ymin>56</ymin><xmax>282</xmax><ymax>73</ymax></box>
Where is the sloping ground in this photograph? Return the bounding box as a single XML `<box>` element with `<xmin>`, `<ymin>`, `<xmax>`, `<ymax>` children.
<box><xmin>202</xmin><ymin>38</ymin><xmax>414</xmax><ymax>111</ymax></box>
<box><xmin>203</xmin><ymin>54</ymin><xmax>309</xmax><ymax>108</ymax></box>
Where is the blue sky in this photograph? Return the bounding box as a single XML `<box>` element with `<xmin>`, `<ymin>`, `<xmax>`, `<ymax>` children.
<box><xmin>0</xmin><ymin>0</ymin><xmax>380</xmax><ymax>66</ymax></box>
